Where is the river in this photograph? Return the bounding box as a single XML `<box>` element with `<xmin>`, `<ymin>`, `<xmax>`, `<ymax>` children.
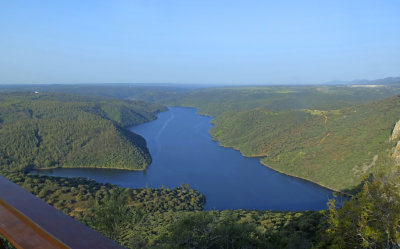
<box><xmin>32</xmin><ymin>107</ymin><xmax>337</xmax><ymax>210</ymax></box>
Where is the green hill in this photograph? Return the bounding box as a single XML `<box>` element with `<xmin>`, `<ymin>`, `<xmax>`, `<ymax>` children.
<box><xmin>210</xmin><ymin>95</ymin><xmax>400</xmax><ymax>191</ymax></box>
<box><xmin>0</xmin><ymin>92</ymin><xmax>166</xmax><ymax>172</ymax></box>
<box><xmin>3</xmin><ymin>83</ymin><xmax>400</xmax><ymax>116</ymax></box>
<box><xmin>162</xmin><ymin>84</ymin><xmax>400</xmax><ymax>116</ymax></box>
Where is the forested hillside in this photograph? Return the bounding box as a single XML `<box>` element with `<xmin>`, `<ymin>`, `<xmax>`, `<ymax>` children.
<box><xmin>6</xmin><ymin>169</ymin><xmax>395</xmax><ymax>248</ymax></box>
<box><xmin>0</xmin><ymin>92</ymin><xmax>166</xmax><ymax>171</ymax></box>
<box><xmin>210</xmin><ymin>95</ymin><xmax>400</xmax><ymax>191</ymax></box>
<box><xmin>2</xmin><ymin>85</ymin><xmax>400</xmax><ymax>189</ymax></box>
<box><xmin>1</xmin><ymin>88</ymin><xmax>399</xmax><ymax>248</ymax></box>
<box><xmin>1</xmin><ymin>171</ymin><xmax>326</xmax><ymax>249</ymax></box>
<box><xmin>173</xmin><ymin>84</ymin><xmax>400</xmax><ymax>115</ymax></box>
<box><xmin>2</xmin><ymin>83</ymin><xmax>400</xmax><ymax>116</ymax></box>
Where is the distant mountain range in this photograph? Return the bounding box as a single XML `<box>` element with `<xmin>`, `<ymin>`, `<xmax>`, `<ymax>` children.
<box><xmin>325</xmin><ymin>76</ymin><xmax>400</xmax><ymax>86</ymax></box>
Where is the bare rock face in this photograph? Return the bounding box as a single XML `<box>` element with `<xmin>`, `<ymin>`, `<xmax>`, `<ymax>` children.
<box><xmin>391</xmin><ymin>120</ymin><xmax>400</xmax><ymax>141</ymax></box>
<box><xmin>393</xmin><ymin>141</ymin><xmax>400</xmax><ymax>161</ymax></box>
<box><xmin>391</xmin><ymin>120</ymin><xmax>400</xmax><ymax>161</ymax></box>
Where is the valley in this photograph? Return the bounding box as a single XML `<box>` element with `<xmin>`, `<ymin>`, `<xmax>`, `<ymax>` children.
<box><xmin>1</xmin><ymin>82</ymin><xmax>400</xmax><ymax>248</ymax></box>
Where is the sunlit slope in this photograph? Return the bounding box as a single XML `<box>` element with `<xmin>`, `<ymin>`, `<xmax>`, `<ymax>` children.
<box><xmin>0</xmin><ymin>93</ymin><xmax>165</xmax><ymax>171</ymax></box>
<box><xmin>3</xmin><ymin>83</ymin><xmax>400</xmax><ymax>116</ymax></box>
<box><xmin>210</xmin><ymin>95</ymin><xmax>400</xmax><ymax>191</ymax></box>
<box><xmin>172</xmin><ymin>85</ymin><xmax>400</xmax><ymax>116</ymax></box>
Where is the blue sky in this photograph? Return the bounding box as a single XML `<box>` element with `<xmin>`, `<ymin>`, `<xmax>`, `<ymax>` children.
<box><xmin>1</xmin><ymin>0</ymin><xmax>399</xmax><ymax>85</ymax></box>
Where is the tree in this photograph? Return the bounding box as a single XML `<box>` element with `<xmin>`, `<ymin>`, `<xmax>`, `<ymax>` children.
<box><xmin>324</xmin><ymin>169</ymin><xmax>400</xmax><ymax>248</ymax></box>
<box><xmin>166</xmin><ymin>212</ymin><xmax>216</xmax><ymax>249</ymax></box>
<box><xmin>89</xmin><ymin>194</ymin><xmax>130</xmax><ymax>241</ymax></box>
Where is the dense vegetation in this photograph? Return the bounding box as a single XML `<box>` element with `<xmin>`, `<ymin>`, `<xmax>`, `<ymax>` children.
<box><xmin>0</xmin><ymin>92</ymin><xmax>166</xmax><ymax>171</ymax></box>
<box><xmin>1</xmin><ymin>84</ymin><xmax>400</xmax><ymax>248</ymax></box>
<box><xmin>0</xmin><ymin>84</ymin><xmax>190</xmax><ymax>105</ymax></box>
<box><xmin>5</xmin><ymin>83</ymin><xmax>400</xmax><ymax>190</ymax></box>
<box><xmin>3</xmin><ymin>166</ymin><xmax>399</xmax><ymax>248</ymax></box>
<box><xmin>0</xmin><ymin>236</ymin><xmax>14</xmax><ymax>249</ymax></box>
<box><xmin>322</xmin><ymin>163</ymin><xmax>400</xmax><ymax>248</ymax></box>
<box><xmin>210</xmin><ymin>95</ymin><xmax>400</xmax><ymax>191</ymax></box>
<box><xmin>1</xmin><ymin>171</ymin><xmax>326</xmax><ymax>249</ymax></box>
<box><xmin>2</xmin><ymin>82</ymin><xmax>400</xmax><ymax>116</ymax></box>
<box><xmin>3</xmin><ymin>172</ymin><xmax>205</xmax><ymax>218</ymax></box>
<box><xmin>162</xmin><ymin>85</ymin><xmax>400</xmax><ymax>116</ymax></box>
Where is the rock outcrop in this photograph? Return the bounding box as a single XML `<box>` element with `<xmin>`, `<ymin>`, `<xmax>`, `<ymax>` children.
<box><xmin>391</xmin><ymin>120</ymin><xmax>400</xmax><ymax>141</ymax></box>
<box><xmin>391</xmin><ymin>120</ymin><xmax>400</xmax><ymax>161</ymax></box>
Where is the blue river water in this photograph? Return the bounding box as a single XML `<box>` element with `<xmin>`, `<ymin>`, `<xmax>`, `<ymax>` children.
<box><xmin>32</xmin><ymin>107</ymin><xmax>336</xmax><ymax>210</ymax></box>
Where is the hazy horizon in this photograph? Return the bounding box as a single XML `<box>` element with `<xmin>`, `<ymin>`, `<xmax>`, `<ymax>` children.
<box><xmin>1</xmin><ymin>0</ymin><xmax>399</xmax><ymax>85</ymax></box>
<box><xmin>1</xmin><ymin>74</ymin><xmax>400</xmax><ymax>87</ymax></box>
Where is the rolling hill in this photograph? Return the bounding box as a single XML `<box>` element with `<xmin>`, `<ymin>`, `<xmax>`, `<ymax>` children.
<box><xmin>0</xmin><ymin>92</ymin><xmax>166</xmax><ymax>172</ymax></box>
<box><xmin>210</xmin><ymin>95</ymin><xmax>400</xmax><ymax>191</ymax></box>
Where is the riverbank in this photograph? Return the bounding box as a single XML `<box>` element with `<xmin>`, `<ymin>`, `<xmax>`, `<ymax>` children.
<box><xmin>31</xmin><ymin>165</ymin><xmax>147</xmax><ymax>172</ymax></box>
<box><xmin>210</xmin><ymin>133</ymin><xmax>348</xmax><ymax>196</ymax></box>
<box><xmin>32</xmin><ymin>107</ymin><xmax>335</xmax><ymax>211</ymax></box>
